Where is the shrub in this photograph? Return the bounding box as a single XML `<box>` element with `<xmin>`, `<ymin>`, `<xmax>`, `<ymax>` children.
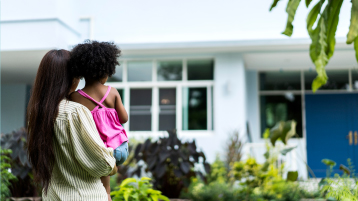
<box><xmin>110</xmin><ymin>177</ymin><xmax>169</xmax><ymax>201</ymax></box>
<box><xmin>1</xmin><ymin>148</ymin><xmax>17</xmax><ymax>200</ymax></box>
<box><xmin>133</xmin><ymin>130</ymin><xmax>210</xmax><ymax>198</ymax></box>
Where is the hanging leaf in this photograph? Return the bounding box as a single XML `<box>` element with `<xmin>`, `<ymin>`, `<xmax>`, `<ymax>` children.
<box><xmin>287</xmin><ymin>171</ymin><xmax>299</xmax><ymax>181</ymax></box>
<box><xmin>355</xmin><ymin>37</ymin><xmax>358</xmax><ymax>62</ymax></box>
<box><xmin>282</xmin><ymin>0</ymin><xmax>302</xmax><ymax>36</ymax></box>
<box><xmin>305</xmin><ymin>0</ymin><xmax>313</xmax><ymax>7</ymax></box>
<box><xmin>307</xmin><ymin>1</ymin><xmax>324</xmax><ymax>34</ymax></box>
<box><xmin>270</xmin><ymin>0</ymin><xmax>281</xmax><ymax>11</ymax></box>
<box><xmin>325</xmin><ymin>0</ymin><xmax>344</xmax><ymax>59</ymax></box>
<box><xmin>310</xmin><ymin>18</ymin><xmax>329</xmax><ymax>92</ymax></box>
<box><xmin>347</xmin><ymin>0</ymin><xmax>358</xmax><ymax>44</ymax></box>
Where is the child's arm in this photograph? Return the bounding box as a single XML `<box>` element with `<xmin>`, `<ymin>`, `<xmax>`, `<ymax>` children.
<box><xmin>112</xmin><ymin>88</ymin><xmax>128</xmax><ymax>124</ymax></box>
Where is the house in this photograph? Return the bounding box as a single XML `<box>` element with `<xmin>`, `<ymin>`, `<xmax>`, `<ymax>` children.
<box><xmin>2</xmin><ymin>0</ymin><xmax>356</xmax><ymax>179</ymax></box>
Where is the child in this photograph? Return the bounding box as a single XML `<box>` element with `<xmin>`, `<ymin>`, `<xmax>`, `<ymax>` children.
<box><xmin>69</xmin><ymin>41</ymin><xmax>128</xmax><ymax>201</ymax></box>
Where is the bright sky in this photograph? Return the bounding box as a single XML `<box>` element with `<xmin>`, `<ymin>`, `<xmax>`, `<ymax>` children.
<box><xmin>79</xmin><ymin>0</ymin><xmax>353</xmax><ymax>44</ymax></box>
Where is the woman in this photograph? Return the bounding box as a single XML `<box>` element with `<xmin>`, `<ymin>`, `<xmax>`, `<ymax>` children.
<box><xmin>26</xmin><ymin>49</ymin><xmax>117</xmax><ymax>200</ymax></box>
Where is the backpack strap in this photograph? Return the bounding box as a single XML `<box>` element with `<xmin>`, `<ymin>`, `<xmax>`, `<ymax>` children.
<box><xmin>77</xmin><ymin>90</ymin><xmax>106</xmax><ymax>109</ymax></box>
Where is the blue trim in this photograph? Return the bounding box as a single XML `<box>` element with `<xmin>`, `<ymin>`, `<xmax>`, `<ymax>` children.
<box><xmin>0</xmin><ymin>18</ymin><xmax>81</xmax><ymax>36</ymax></box>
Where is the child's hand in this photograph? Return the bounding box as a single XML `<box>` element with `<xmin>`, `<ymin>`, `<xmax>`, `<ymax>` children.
<box><xmin>109</xmin><ymin>165</ymin><xmax>117</xmax><ymax>176</ymax></box>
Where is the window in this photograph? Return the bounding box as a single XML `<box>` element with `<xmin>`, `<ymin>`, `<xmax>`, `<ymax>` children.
<box><xmin>129</xmin><ymin>89</ymin><xmax>152</xmax><ymax>131</ymax></box>
<box><xmin>260</xmin><ymin>94</ymin><xmax>302</xmax><ymax>137</ymax></box>
<box><xmin>107</xmin><ymin>59</ymin><xmax>214</xmax><ymax>133</ymax></box>
<box><xmin>107</xmin><ymin>65</ymin><xmax>123</xmax><ymax>82</ymax></box>
<box><xmin>304</xmin><ymin>70</ymin><xmax>349</xmax><ymax>90</ymax></box>
<box><xmin>259</xmin><ymin>69</ymin><xmax>354</xmax><ymax>138</ymax></box>
<box><xmin>159</xmin><ymin>88</ymin><xmax>176</xmax><ymax>131</ymax></box>
<box><xmin>157</xmin><ymin>61</ymin><xmax>182</xmax><ymax>81</ymax></box>
<box><xmin>260</xmin><ymin>71</ymin><xmax>301</xmax><ymax>91</ymax></box>
<box><xmin>187</xmin><ymin>60</ymin><xmax>214</xmax><ymax>80</ymax></box>
<box><xmin>183</xmin><ymin>87</ymin><xmax>209</xmax><ymax>130</ymax></box>
<box><xmin>128</xmin><ymin>61</ymin><xmax>152</xmax><ymax>82</ymax></box>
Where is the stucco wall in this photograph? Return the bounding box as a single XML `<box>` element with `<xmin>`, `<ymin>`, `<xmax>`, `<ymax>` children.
<box><xmin>1</xmin><ymin>84</ymin><xmax>28</xmax><ymax>134</ymax></box>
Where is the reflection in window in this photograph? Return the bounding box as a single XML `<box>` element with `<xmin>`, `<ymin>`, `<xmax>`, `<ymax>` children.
<box><xmin>183</xmin><ymin>87</ymin><xmax>207</xmax><ymax>130</ymax></box>
<box><xmin>107</xmin><ymin>65</ymin><xmax>123</xmax><ymax>82</ymax></box>
<box><xmin>129</xmin><ymin>89</ymin><xmax>152</xmax><ymax>131</ymax></box>
<box><xmin>304</xmin><ymin>70</ymin><xmax>349</xmax><ymax>90</ymax></box>
<box><xmin>128</xmin><ymin>61</ymin><xmax>152</xmax><ymax>82</ymax></box>
<box><xmin>259</xmin><ymin>71</ymin><xmax>301</xmax><ymax>90</ymax></box>
<box><xmin>260</xmin><ymin>94</ymin><xmax>302</xmax><ymax>137</ymax></box>
<box><xmin>159</xmin><ymin>88</ymin><xmax>176</xmax><ymax>131</ymax></box>
<box><xmin>157</xmin><ymin>61</ymin><xmax>182</xmax><ymax>81</ymax></box>
<box><xmin>187</xmin><ymin>60</ymin><xmax>214</xmax><ymax>80</ymax></box>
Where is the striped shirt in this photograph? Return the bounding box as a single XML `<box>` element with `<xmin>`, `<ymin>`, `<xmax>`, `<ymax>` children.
<box><xmin>42</xmin><ymin>99</ymin><xmax>116</xmax><ymax>201</ymax></box>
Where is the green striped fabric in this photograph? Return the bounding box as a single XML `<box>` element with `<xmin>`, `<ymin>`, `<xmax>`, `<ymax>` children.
<box><xmin>42</xmin><ymin>100</ymin><xmax>116</xmax><ymax>201</ymax></box>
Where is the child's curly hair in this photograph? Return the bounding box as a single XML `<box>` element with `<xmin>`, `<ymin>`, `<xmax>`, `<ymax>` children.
<box><xmin>69</xmin><ymin>40</ymin><xmax>121</xmax><ymax>80</ymax></box>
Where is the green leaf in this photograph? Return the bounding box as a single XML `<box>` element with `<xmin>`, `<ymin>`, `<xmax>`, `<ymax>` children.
<box><xmin>280</xmin><ymin>146</ymin><xmax>297</xmax><ymax>156</ymax></box>
<box><xmin>281</xmin><ymin>120</ymin><xmax>297</xmax><ymax>144</ymax></box>
<box><xmin>339</xmin><ymin>164</ymin><xmax>351</xmax><ymax>175</ymax></box>
<box><xmin>310</xmin><ymin>18</ymin><xmax>329</xmax><ymax>92</ymax></box>
<box><xmin>322</xmin><ymin>159</ymin><xmax>336</xmax><ymax>167</ymax></box>
<box><xmin>158</xmin><ymin>195</ymin><xmax>170</xmax><ymax>201</ymax></box>
<box><xmin>123</xmin><ymin>189</ymin><xmax>132</xmax><ymax>201</ymax></box>
<box><xmin>325</xmin><ymin>0</ymin><xmax>344</xmax><ymax>59</ymax></box>
<box><xmin>120</xmin><ymin>178</ymin><xmax>137</xmax><ymax>188</ymax></box>
<box><xmin>307</xmin><ymin>1</ymin><xmax>323</xmax><ymax>35</ymax></box>
<box><xmin>287</xmin><ymin>171</ymin><xmax>298</xmax><ymax>181</ymax></box>
<box><xmin>347</xmin><ymin>0</ymin><xmax>358</xmax><ymax>44</ymax></box>
<box><xmin>355</xmin><ymin>37</ymin><xmax>358</xmax><ymax>62</ymax></box>
<box><xmin>150</xmin><ymin>194</ymin><xmax>158</xmax><ymax>201</ymax></box>
<box><xmin>282</xmin><ymin>0</ymin><xmax>302</xmax><ymax>36</ymax></box>
<box><xmin>270</xmin><ymin>121</ymin><xmax>284</xmax><ymax>146</ymax></box>
<box><xmin>270</xmin><ymin>0</ymin><xmax>281</xmax><ymax>11</ymax></box>
<box><xmin>305</xmin><ymin>0</ymin><xmax>313</xmax><ymax>7</ymax></box>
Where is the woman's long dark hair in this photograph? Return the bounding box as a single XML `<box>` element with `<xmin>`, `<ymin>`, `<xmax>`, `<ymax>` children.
<box><xmin>27</xmin><ymin>49</ymin><xmax>72</xmax><ymax>193</ymax></box>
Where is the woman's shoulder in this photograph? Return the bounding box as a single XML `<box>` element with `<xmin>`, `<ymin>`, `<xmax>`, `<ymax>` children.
<box><xmin>57</xmin><ymin>99</ymin><xmax>90</xmax><ymax>120</ymax></box>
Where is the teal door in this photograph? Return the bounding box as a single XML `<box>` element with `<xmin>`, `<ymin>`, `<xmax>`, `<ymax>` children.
<box><xmin>306</xmin><ymin>94</ymin><xmax>357</xmax><ymax>177</ymax></box>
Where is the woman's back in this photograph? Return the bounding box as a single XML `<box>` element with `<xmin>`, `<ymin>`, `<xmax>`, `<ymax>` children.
<box><xmin>43</xmin><ymin>100</ymin><xmax>116</xmax><ymax>201</ymax></box>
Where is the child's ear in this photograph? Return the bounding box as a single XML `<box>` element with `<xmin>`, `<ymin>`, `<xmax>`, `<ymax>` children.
<box><xmin>71</xmin><ymin>78</ymin><xmax>80</xmax><ymax>92</ymax></box>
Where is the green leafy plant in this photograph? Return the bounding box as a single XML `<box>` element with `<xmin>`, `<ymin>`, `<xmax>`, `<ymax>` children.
<box><xmin>1</xmin><ymin>128</ymin><xmax>39</xmax><ymax>197</ymax></box>
<box><xmin>270</xmin><ymin>0</ymin><xmax>357</xmax><ymax>92</ymax></box>
<box><xmin>110</xmin><ymin>177</ymin><xmax>169</xmax><ymax>201</ymax></box>
<box><xmin>133</xmin><ymin>129</ymin><xmax>210</xmax><ymax>198</ymax></box>
<box><xmin>322</xmin><ymin>176</ymin><xmax>358</xmax><ymax>201</ymax></box>
<box><xmin>1</xmin><ymin>148</ymin><xmax>17</xmax><ymax>200</ymax></box>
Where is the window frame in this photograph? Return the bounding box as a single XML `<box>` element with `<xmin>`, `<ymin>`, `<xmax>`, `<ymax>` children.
<box><xmin>107</xmin><ymin>58</ymin><xmax>215</xmax><ymax>137</ymax></box>
<box><xmin>258</xmin><ymin>69</ymin><xmax>357</xmax><ymax>140</ymax></box>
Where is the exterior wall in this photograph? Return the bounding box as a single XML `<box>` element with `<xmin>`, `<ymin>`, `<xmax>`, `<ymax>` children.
<box><xmin>1</xmin><ymin>84</ymin><xmax>28</xmax><ymax>134</ymax></box>
<box><xmin>245</xmin><ymin>70</ymin><xmax>260</xmax><ymax>142</ymax></box>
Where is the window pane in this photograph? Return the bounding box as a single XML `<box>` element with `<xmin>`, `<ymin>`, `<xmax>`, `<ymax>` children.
<box><xmin>107</xmin><ymin>65</ymin><xmax>123</xmax><ymax>82</ymax></box>
<box><xmin>305</xmin><ymin>70</ymin><xmax>349</xmax><ymax>90</ymax></box>
<box><xmin>183</xmin><ymin>87</ymin><xmax>207</xmax><ymax>130</ymax></box>
<box><xmin>260</xmin><ymin>94</ymin><xmax>302</xmax><ymax>137</ymax></box>
<box><xmin>117</xmin><ymin>89</ymin><xmax>124</xmax><ymax>105</ymax></box>
<box><xmin>130</xmin><ymin>89</ymin><xmax>152</xmax><ymax>131</ymax></box>
<box><xmin>159</xmin><ymin>88</ymin><xmax>176</xmax><ymax>131</ymax></box>
<box><xmin>259</xmin><ymin>71</ymin><xmax>301</xmax><ymax>91</ymax></box>
<box><xmin>128</xmin><ymin>61</ymin><xmax>152</xmax><ymax>82</ymax></box>
<box><xmin>187</xmin><ymin>60</ymin><xmax>214</xmax><ymax>80</ymax></box>
<box><xmin>351</xmin><ymin>69</ymin><xmax>358</xmax><ymax>90</ymax></box>
<box><xmin>157</xmin><ymin>61</ymin><xmax>182</xmax><ymax>81</ymax></box>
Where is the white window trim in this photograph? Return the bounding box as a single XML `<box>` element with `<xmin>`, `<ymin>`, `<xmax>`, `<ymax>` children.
<box><xmin>107</xmin><ymin>58</ymin><xmax>215</xmax><ymax>135</ymax></box>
